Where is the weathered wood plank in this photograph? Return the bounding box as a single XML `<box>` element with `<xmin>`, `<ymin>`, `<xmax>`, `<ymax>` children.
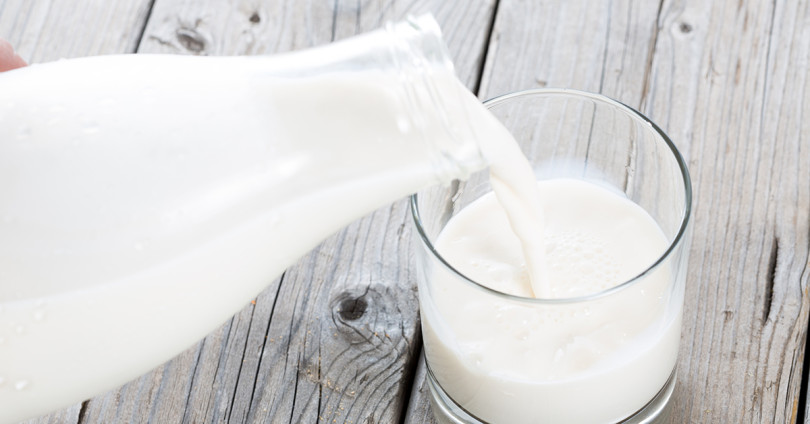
<box><xmin>478</xmin><ymin>0</ymin><xmax>661</xmax><ymax>101</ymax></box>
<box><xmin>644</xmin><ymin>0</ymin><xmax>810</xmax><ymax>422</ymax></box>
<box><xmin>402</xmin><ymin>354</ymin><xmax>433</xmax><ymax>424</ymax></box>
<box><xmin>17</xmin><ymin>405</ymin><xmax>81</xmax><ymax>424</ymax></box>
<box><xmin>65</xmin><ymin>1</ymin><xmax>497</xmax><ymax>424</ymax></box>
<box><xmin>0</xmin><ymin>0</ymin><xmax>153</xmax><ymax>62</ymax></box>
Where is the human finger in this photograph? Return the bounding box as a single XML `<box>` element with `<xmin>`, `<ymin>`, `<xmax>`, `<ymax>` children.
<box><xmin>0</xmin><ymin>38</ymin><xmax>27</xmax><ymax>72</ymax></box>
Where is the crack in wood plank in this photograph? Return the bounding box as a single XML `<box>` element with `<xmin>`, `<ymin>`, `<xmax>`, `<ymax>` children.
<box><xmin>800</xmin><ymin>249</ymin><xmax>810</xmax><ymax>422</ymax></box>
<box><xmin>178</xmin><ymin>339</ymin><xmax>204</xmax><ymax>423</ymax></box>
<box><xmin>246</xmin><ymin>274</ymin><xmax>286</xmax><ymax>414</ymax></box>
<box><xmin>764</xmin><ymin>237</ymin><xmax>779</xmax><ymax>323</ymax></box>
<box><xmin>133</xmin><ymin>0</ymin><xmax>157</xmax><ymax>51</ymax></box>
<box><xmin>472</xmin><ymin>0</ymin><xmax>501</xmax><ymax>95</ymax></box>
<box><xmin>794</xmin><ymin>308</ymin><xmax>810</xmax><ymax>423</ymax></box>
<box><xmin>639</xmin><ymin>0</ymin><xmax>665</xmax><ymax>111</ymax></box>
<box><xmin>288</xmin><ymin>353</ymin><xmax>300</xmax><ymax>424</ymax></box>
<box><xmin>77</xmin><ymin>401</ymin><xmax>90</xmax><ymax>424</ymax></box>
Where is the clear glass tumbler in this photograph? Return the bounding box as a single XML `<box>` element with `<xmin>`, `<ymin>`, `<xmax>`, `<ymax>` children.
<box><xmin>411</xmin><ymin>89</ymin><xmax>692</xmax><ymax>424</ymax></box>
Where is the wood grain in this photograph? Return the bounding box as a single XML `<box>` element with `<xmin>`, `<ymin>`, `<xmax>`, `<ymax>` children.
<box><xmin>17</xmin><ymin>405</ymin><xmax>81</xmax><ymax>424</ymax></box>
<box><xmin>0</xmin><ymin>0</ymin><xmax>153</xmax><ymax>62</ymax></box>
<box><xmin>645</xmin><ymin>0</ymin><xmax>810</xmax><ymax>422</ymax></box>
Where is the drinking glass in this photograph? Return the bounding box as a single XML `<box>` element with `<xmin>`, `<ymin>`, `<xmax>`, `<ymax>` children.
<box><xmin>411</xmin><ymin>89</ymin><xmax>692</xmax><ymax>424</ymax></box>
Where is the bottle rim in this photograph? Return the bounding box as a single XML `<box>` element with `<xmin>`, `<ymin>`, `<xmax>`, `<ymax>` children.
<box><xmin>388</xmin><ymin>14</ymin><xmax>487</xmax><ymax>184</ymax></box>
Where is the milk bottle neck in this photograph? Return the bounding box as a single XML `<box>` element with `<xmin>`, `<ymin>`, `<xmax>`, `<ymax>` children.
<box><xmin>388</xmin><ymin>15</ymin><xmax>489</xmax><ymax>183</ymax></box>
<box><xmin>254</xmin><ymin>14</ymin><xmax>489</xmax><ymax>184</ymax></box>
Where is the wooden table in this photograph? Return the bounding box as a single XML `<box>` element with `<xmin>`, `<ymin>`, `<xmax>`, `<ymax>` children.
<box><xmin>4</xmin><ymin>0</ymin><xmax>808</xmax><ymax>423</ymax></box>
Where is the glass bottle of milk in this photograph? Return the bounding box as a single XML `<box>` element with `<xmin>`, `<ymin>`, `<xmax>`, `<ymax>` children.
<box><xmin>0</xmin><ymin>15</ymin><xmax>490</xmax><ymax>423</ymax></box>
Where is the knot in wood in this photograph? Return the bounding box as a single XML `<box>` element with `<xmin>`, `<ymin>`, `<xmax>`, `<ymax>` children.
<box><xmin>338</xmin><ymin>296</ymin><xmax>367</xmax><ymax>321</ymax></box>
<box><xmin>249</xmin><ymin>12</ymin><xmax>261</xmax><ymax>24</ymax></box>
<box><xmin>679</xmin><ymin>22</ymin><xmax>693</xmax><ymax>34</ymax></box>
<box><xmin>176</xmin><ymin>28</ymin><xmax>207</xmax><ymax>53</ymax></box>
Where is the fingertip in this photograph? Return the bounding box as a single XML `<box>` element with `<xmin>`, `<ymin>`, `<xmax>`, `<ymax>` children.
<box><xmin>0</xmin><ymin>38</ymin><xmax>27</xmax><ymax>72</ymax></box>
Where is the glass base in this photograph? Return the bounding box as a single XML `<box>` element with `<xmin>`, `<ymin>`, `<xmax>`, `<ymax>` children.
<box><xmin>425</xmin><ymin>364</ymin><xmax>677</xmax><ymax>424</ymax></box>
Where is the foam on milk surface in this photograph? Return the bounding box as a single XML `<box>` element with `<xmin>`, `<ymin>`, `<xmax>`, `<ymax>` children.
<box><xmin>424</xmin><ymin>178</ymin><xmax>680</xmax><ymax>423</ymax></box>
<box><xmin>440</xmin><ymin>179</ymin><xmax>663</xmax><ymax>299</ymax></box>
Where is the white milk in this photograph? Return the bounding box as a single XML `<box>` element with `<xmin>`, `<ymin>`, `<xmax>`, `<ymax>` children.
<box><xmin>423</xmin><ymin>179</ymin><xmax>680</xmax><ymax>423</ymax></box>
<box><xmin>0</xmin><ymin>54</ymin><xmax>496</xmax><ymax>423</ymax></box>
<box><xmin>479</xmin><ymin>137</ymin><xmax>549</xmax><ymax>297</ymax></box>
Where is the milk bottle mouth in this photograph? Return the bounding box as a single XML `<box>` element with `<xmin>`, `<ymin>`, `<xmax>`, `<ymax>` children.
<box><xmin>410</xmin><ymin>88</ymin><xmax>693</xmax><ymax>305</ymax></box>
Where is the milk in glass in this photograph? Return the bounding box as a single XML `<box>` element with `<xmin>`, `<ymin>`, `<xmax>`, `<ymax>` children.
<box><xmin>422</xmin><ymin>178</ymin><xmax>680</xmax><ymax>423</ymax></box>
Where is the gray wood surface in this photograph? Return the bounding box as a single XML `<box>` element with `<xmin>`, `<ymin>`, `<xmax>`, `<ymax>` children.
<box><xmin>5</xmin><ymin>0</ymin><xmax>810</xmax><ymax>423</ymax></box>
<box><xmin>644</xmin><ymin>0</ymin><xmax>810</xmax><ymax>422</ymax></box>
<box><xmin>0</xmin><ymin>0</ymin><xmax>153</xmax><ymax>62</ymax></box>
